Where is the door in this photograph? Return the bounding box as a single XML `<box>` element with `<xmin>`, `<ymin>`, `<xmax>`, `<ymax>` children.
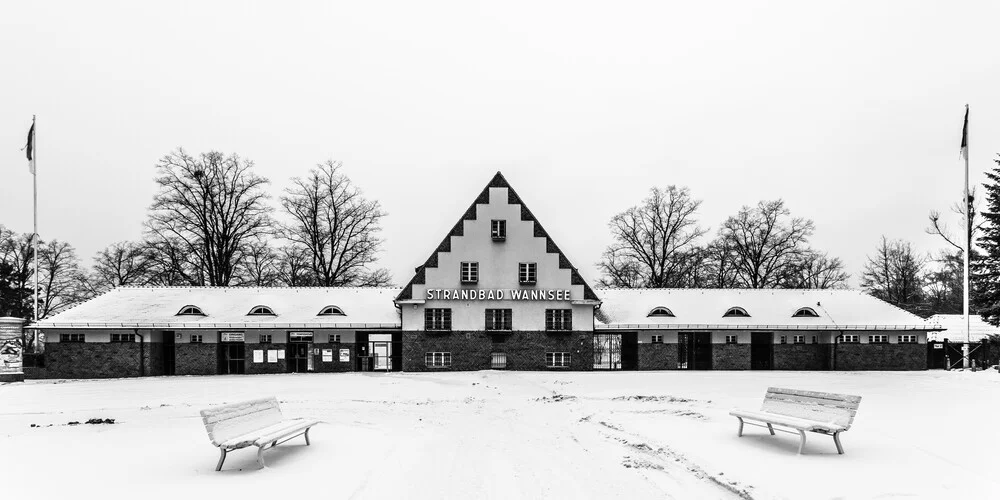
<box><xmin>287</xmin><ymin>343</ymin><xmax>311</xmax><ymax>372</ymax></box>
<box><xmin>751</xmin><ymin>332</ymin><xmax>773</xmax><ymax>370</ymax></box>
<box><xmin>369</xmin><ymin>333</ymin><xmax>393</xmax><ymax>371</ymax></box>
<box><xmin>162</xmin><ymin>331</ymin><xmax>175</xmax><ymax>376</ymax></box>
<box><xmin>593</xmin><ymin>333</ymin><xmax>622</xmax><ymax>370</ymax></box>
<box><xmin>219</xmin><ymin>342</ymin><xmax>246</xmax><ymax>374</ymax></box>
<box><xmin>678</xmin><ymin>332</ymin><xmax>712</xmax><ymax>370</ymax></box>
<box><xmin>621</xmin><ymin>332</ymin><xmax>638</xmax><ymax>370</ymax></box>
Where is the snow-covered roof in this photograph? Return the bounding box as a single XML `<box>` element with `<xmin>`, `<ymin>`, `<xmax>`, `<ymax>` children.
<box><xmin>596</xmin><ymin>288</ymin><xmax>939</xmax><ymax>331</ymax></box>
<box><xmin>30</xmin><ymin>286</ymin><xmax>403</xmax><ymax>329</ymax></box>
<box><xmin>925</xmin><ymin>314</ymin><xmax>999</xmax><ymax>342</ymax></box>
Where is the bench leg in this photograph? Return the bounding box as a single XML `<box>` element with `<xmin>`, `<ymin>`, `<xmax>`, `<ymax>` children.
<box><xmin>215</xmin><ymin>449</ymin><xmax>227</xmax><ymax>472</ymax></box>
<box><xmin>257</xmin><ymin>445</ymin><xmax>267</xmax><ymax>469</ymax></box>
<box><xmin>305</xmin><ymin>427</ymin><xmax>311</xmax><ymax>446</ymax></box>
<box><xmin>833</xmin><ymin>431</ymin><xmax>844</xmax><ymax>455</ymax></box>
<box><xmin>736</xmin><ymin>417</ymin><xmax>744</xmax><ymax>437</ymax></box>
<box><xmin>766</xmin><ymin>423</ymin><xmax>775</xmax><ymax>436</ymax></box>
<box><xmin>797</xmin><ymin>430</ymin><xmax>807</xmax><ymax>455</ymax></box>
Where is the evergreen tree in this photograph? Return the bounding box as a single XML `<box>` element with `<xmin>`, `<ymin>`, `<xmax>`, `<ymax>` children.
<box><xmin>973</xmin><ymin>155</ymin><xmax>1000</xmax><ymax>325</ymax></box>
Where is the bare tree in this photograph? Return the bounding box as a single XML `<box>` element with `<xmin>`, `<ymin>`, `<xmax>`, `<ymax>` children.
<box><xmin>85</xmin><ymin>241</ymin><xmax>156</xmax><ymax>294</ymax></box>
<box><xmin>861</xmin><ymin>237</ymin><xmax>927</xmax><ymax>315</ymax></box>
<box><xmin>597</xmin><ymin>186</ymin><xmax>707</xmax><ymax>288</ymax></box>
<box><xmin>780</xmin><ymin>251</ymin><xmax>850</xmax><ymax>289</ymax></box>
<box><xmin>276</xmin><ymin>245</ymin><xmax>315</xmax><ymax>286</ymax></box>
<box><xmin>716</xmin><ymin>200</ymin><xmax>815</xmax><ymax>288</ymax></box>
<box><xmin>926</xmin><ymin>192</ymin><xmax>981</xmax><ymax>314</ymax></box>
<box><xmin>146</xmin><ymin>149</ymin><xmax>272</xmax><ymax>286</ymax></box>
<box><xmin>281</xmin><ymin>161</ymin><xmax>391</xmax><ymax>286</ymax></box>
<box><xmin>239</xmin><ymin>240</ymin><xmax>282</xmax><ymax>286</ymax></box>
<box><xmin>36</xmin><ymin>239</ymin><xmax>89</xmax><ymax>319</ymax></box>
<box><xmin>0</xmin><ymin>226</ymin><xmax>33</xmax><ymax>318</ymax></box>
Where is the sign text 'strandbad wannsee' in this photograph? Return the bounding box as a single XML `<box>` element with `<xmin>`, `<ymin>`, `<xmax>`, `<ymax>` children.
<box><xmin>425</xmin><ymin>289</ymin><xmax>572</xmax><ymax>301</ymax></box>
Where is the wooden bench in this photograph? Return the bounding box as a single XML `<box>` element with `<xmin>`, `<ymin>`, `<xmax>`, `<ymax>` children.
<box><xmin>200</xmin><ymin>397</ymin><xmax>321</xmax><ymax>471</ymax></box>
<box><xmin>729</xmin><ymin>387</ymin><xmax>861</xmax><ymax>455</ymax></box>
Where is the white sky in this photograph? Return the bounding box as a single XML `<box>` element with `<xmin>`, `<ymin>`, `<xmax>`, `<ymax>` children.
<box><xmin>2</xmin><ymin>0</ymin><xmax>999</xmax><ymax>287</ymax></box>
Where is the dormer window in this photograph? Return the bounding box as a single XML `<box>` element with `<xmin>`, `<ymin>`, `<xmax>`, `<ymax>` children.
<box><xmin>792</xmin><ymin>307</ymin><xmax>820</xmax><ymax>318</ymax></box>
<box><xmin>319</xmin><ymin>305</ymin><xmax>346</xmax><ymax>316</ymax></box>
<box><xmin>177</xmin><ymin>305</ymin><xmax>205</xmax><ymax>316</ymax></box>
<box><xmin>723</xmin><ymin>307</ymin><xmax>750</xmax><ymax>318</ymax></box>
<box><xmin>491</xmin><ymin>220</ymin><xmax>506</xmax><ymax>241</ymax></box>
<box><xmin>248</xmin><ymin>305</ymin><xmax>276</xmax><ymax>316</ymax></box>
<box><xmin>647</xmin><ymin>307</ymin><xmax>675</xmax><ymax>318</ymax></box>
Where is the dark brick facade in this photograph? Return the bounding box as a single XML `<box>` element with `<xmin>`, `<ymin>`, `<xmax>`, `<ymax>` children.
<box><xmin>402</xmin><ymin>331</ymin><xmax>593</xmax><ymax>371</ymax></box>
<box><xmin>637</xmin><ymin>343</ymin><xmax>679</xmax><ymax>370</ymax></box>
<box><xmin>245</xmin><ymin>344</ymin><xmax>288</xmax><ymax>374</ymax></box>
<box><xmin>832</xmin><ymin>344</ymin><xmax>926</xmax><ymax>370</ymax></box>
<box><xmin>313</xmin><ymin>343</ymin><xmax>355</xmax><ymax>373</ymax></box>
<box><xmin>712</xmin><ymin>343</ymin><xmax>750</xmax><ymax>370</ymax></box>
<box><xmin>773</xmin><ymin>344</ymin><xmax>830</xmax><ymax>370</ymax></box>
<box><xmin>45</xmin><ymin>342</ymin><xmax>147</xmax><ymax>379</ymax></box>
<box><xmin>175</xmin><ymin>344</ymin><xmax>218</xmax><ymax>376</ymax></box>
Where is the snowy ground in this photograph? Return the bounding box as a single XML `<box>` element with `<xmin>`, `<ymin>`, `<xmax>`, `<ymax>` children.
<box><xmin>2</xmin><ymin>370</ymin><xmax>998</xmax><ymax>499</ymax></box>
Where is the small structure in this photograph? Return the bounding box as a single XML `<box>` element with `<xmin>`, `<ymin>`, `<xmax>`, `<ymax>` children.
<box><xmin>0</xmin><ymin>317</ymin><xmax>26</xmax><ymax>383</ymax></box>
<box><xmin>925</xmin><ymin>314</ymin><xmax>999</xmax><ymax>342</ymax></box>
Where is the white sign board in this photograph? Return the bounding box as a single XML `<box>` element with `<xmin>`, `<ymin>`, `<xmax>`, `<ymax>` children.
<box><xmin>221</xmin><ymin>332</ymin><xmax>244</xmax><ymax>342</ymax></box>
<box><xmin>253</xmin><ymin>350</ymin><xmax>264</xmax><ymax>363</ymax></box>
<box><xmin>277</xmin><ymin>350</ymin><xmax>285</xmax><ymax>360</ymax></box>
<box><xmin>267</xmin><ymin>350</ymin><xmax>278</xmax><ymax>363</ymax></box>
<box><xmin>322</xmin><ymin>349</ymin><xmax>333</xmax><ymax>362</ymax></box>
<box><xmin>339</xmin><ymin>349</ymin><xmax>350</xmax><ymax>362</ymax></box>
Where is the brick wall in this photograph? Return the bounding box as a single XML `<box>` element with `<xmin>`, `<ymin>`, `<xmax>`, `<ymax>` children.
<box><xmin>713</xmin><ymin>344</ymin><xmax>750</xmax><ymax>370</ymax></box>
<box><xmin>773</xmin><ymin>344</ymin><xmax>830</xmax><ymax>370</ymax></box>
<box><xmin>833</xmin><ymin>344</ymin><xmax>926</xmax><ymax>370</ymax></box>
<box><xmin>175</xmin><ymin>344</ymin><xmax>218</xmax><ymax>375</ymax></box>
<box><xmin>245</xmin><ymin>344</ymin><xmax>288</xmax><ymax>374</ymax></box>
<box><xmin>313</xmin><ymin>343</ymin><xmax>355</xmax><ymax>373</ymax></box>
<box><xmin>45</xmin><ymin>343</ymin><xmax>144</xmax><ymax>379</ymax></box>
<box><xmin>402</xmin><ymin>331</ymin><xmax>593</xmax><ymax>371</ymax></box>
<box><xmin>638</xmin><ymin>343</ymin><xmax>679</xmax><ymax>370</ymax></box>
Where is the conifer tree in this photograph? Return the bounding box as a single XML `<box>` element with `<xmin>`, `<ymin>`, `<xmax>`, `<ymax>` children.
<box><xmin>973</xmin><ymin>155</ymin><xmax>1000</xmax><ymax>325</ymax></box>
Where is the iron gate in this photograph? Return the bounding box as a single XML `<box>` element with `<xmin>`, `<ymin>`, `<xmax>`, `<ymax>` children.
<box><xmin>593</xmin><ymin>333</ymin><xmax>622</xmax><ymax>370</ymax></box>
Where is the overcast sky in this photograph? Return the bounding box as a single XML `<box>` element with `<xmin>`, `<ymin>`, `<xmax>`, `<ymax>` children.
<box><xmin>2</xmin><ymin>0</ymin><xmax>999</xmax><ymax>287</ymax></box>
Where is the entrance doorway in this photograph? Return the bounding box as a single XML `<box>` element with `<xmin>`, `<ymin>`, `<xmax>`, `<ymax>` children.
<box><xmin>369</xmin><ymin>333</ymin><xmax>393</xmax><ymax>371</ymax></box>
<box><xmin>162</xmin><ymin>331</ymin><xmax>175</xmax><ymax>376</ymax></box>
<box><xmin>287</xmin><ymin>331</ymin><xmax>314</xmax><ymax>373</ymax></box>
<box><xmin>219</xmin><ymin>342</ymin><xmax>246</xmax><ymax>374</ymax></box>
<box><xmin>678</xmin><ymin>332</ymin><xmax>712</xmax><ymax>370</ymax></box>
<box><xmin>593</xmin><ymin>333</ymin><xmax>622</xmax><ymax>370</ymax></box>
<box><xmin>751</xmin><ymin>332</ymin><xmax>773</xmax><ymax>370</ymax></box>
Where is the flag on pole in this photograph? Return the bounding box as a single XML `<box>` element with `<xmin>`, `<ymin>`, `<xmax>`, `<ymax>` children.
<box><xmin>960</xmin><ymin>105</ymin><xmax>969</xmax><ymax>161</ymax></box>
<box><xmin>24</xmin><ymin>119</ymin><xmax>36</xmax><ymax>174</ymax></box>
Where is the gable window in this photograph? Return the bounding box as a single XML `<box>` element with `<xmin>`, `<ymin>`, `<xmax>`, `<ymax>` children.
<box><xmin>318</xmin><ymin>306</ymin><xmax>346</xmax><ymax>316</ymax></box>
<box><xmin>898</xmin><ymin>335</ymin><xmax>916</xmax><ymax>344</ymax></box>
<box><xmin>519</xmin><ymin>262</ymin><xmax>537</xmax><ymax>285</ymax></box>
<box><xmin>793</xmin><ymin>335</ymin><xmax>805</xmax><ymax>344</ymax></box>
<box><xmin>651</xmin><ymin>335</ymin><xmax>663</xmax><ymax>344</ymax></box>
<box><xmin>723</xmin><ymin>307</ymin><xmax>750</xmax><ymax>318</ymax></box>
<box><xmin>647</xmin><ymin>307</ymin><xmax>675</xmax><ymax>318</ymax></box>
<box><xmin>60</xmin><ymin>333</ymin><xmax>85</xmax><ymax>343</ymax></box>
<box><xmin>545</xmin><ymin>309</ymin><xmax>572</xmax><ymax>331</ymax></box>
<box><xmin>190</xmin><ymin>334</ymin><xmax>204</xmax><ymax>344</ymax></box>
<box><xmin>259</xmin><ymin>334</ymin><xmax>272</xmax><ymax>344</ymax></box>
<box><xmin>725</xmin><ymin>335</ymin><xmax>738</xmax><ymax>344</ymax></box>
<box><xmin>485</xmin><ymin>309</ymin><xmax>512</xmax><ymax>331</ymax></box>
<box><xmin>546</xmin><ymin>352</ymin><xmax>571</xmax><ymax>368</ymax></box>
<box><xmin>792</xmin><ymin>307</ymin><xmax>820</xmax><ymax>318</ymax></box>
<box><xmin>839</xmin><ymin>335</ymin><xmax>859</xmax><ymax>344</ymax></box>
<box><xmin>460</xmin><ymin>262</ymin><xmax>479</xmax><ymax>284</ymax></box>
<box><xmin>425</xmin><ymin>352</ymin><xmax>452</xmax><ymax>368</ymax></box>
<box><xmin>330</xmin><ymin>334</ymin><xmax>341</xmax><ymax>343</ymax></box>
<box><xmin>177</xmin><ymin>305</ymin><xmax>205</xmax><ymax>316</ymax></box>
<box><xmin>425</xmin><ymin>308</ymin><xmax>452</xmax><ymax>331</ymax></box>
<box><xmin>248</xmin><ymin>305</ymin><xmax>275</xmax><ymax>316</ymax></box>
<box><xmin>491</xmin><ymin>220</ymin><xmax>506</xmax><ymax>241</ymax></box>
<box><xmin>110</xmin><ymin>333</ymin><xmax>135</xmax><ymax>343</ymax></box>
<box><xmin>869</xmin><ymin>335</ymin><xmax>888</xmax><ymax>344</ymax></box>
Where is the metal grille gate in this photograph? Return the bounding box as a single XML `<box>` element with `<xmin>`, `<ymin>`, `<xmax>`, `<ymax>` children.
<box><xmin>593</xmin><ymin>333</ymin><xmax>622</xmax><ymax>370</ymax></box>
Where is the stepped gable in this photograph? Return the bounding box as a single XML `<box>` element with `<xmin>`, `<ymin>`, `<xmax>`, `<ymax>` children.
<box><xmin>395</xmin><ymin>171</ymin><xmax>599</xmax><ymax>302</ymax></box>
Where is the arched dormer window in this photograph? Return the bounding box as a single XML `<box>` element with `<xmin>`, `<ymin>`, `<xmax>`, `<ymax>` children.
<box><xmin>176</xmin><ymin>305</ymin><xmax>205</xmax><ymax>316</ymax></box>
<box><xmin>723</xmin><ymin>307</ymin><xmax>750</xmax><ymax>318</ymax></box>
<box><xmin>248</xmin><ymin>305</ymin><xmax>276</xmax><ymax>316</ymax></box>
<box><xmin>647</xmin><ymin>307</ymin><xmax>675</xmax><ymax>318</ymax></box>
<box><xmin>318</xmin><ymin>305</ymin><xmax>346</xmax><ymax>316</ymax></box>
<box><xmin>792</xmin><ymin>307</ymin><xmax>820</xmax><ymax>318</ymax></box>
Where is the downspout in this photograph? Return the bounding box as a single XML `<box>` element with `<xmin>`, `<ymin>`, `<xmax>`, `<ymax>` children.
<box><xmin>134</xmin><ymin>329</ymin><xmax>145</xmax><ymax>377</ymax></box>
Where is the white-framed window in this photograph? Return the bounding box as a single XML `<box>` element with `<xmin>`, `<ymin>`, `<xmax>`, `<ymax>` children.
<box><xmin>647</xmin><ymin>307</ymin><xmax>675</xmax><ymax>317</ymax></box>
<box><xmin>519</xmin><ymin>262</ymin><xmax>537</xmax><ymax>285</ymax></box>
<box><xmin>425</xmin><ymin>352</ymin><xmax>452</xmax><ymax>368</ymax></box>
<box><xmin>792</xmin><ymin>307</ymin><xmax>820</xmax><ymax>318</ymax></box>
<box><xmin>60</xmin><ymin>333</ymin><xmax>85</xmax><ymax>343</ymax></box>
<box><xmin>793</xmin><ymin>335</ymin><xmax>805</xmax><ymax>344</ymax></box>
<box><xmin>839</xmin><ymin>335</ymin><xmax>859</xmax><ymax>344</ymax></box>
<box><xmin>491</xmin><ymin>220</ymin><xmax>506</xmax><ymax>241</ymax></box>
<box><xmin>248</xmin><ymin>305</ymin><xmax>276</xmax><ymax>316</ymax></box>
<box><xmin>723</xmin><ymin>307</ymin><xmax>750</xmax><ymax>318</ymax></box>
<box><xmin>190</xmin><ymin>334</ymin><xmax>204</xmax><ymax>344</ymax></box>
<box><xmin>651</xmin><ymin>335</ymin><xmax>664</xmax><ymax>344</ymax></box>
<box><xmin>491</xmin><ymin>352</ymin><xmax>507</xmax><ymax>369</ymax></box>
<box><xmin>460</xmin><ymin>262</ymin><xmax>478</xmax><ymax>283</ymax></box>
<box><xmin>869</xmin><ymin>335</ymin><xmax>888</xmax><ymax>344</ymax></box>
<box><xmin>318</xmin><ymin>305</ymin><xmax>346</xmax><ymax>316</ymax></box>
<box><xmin>779</xmin><ymin>335</ymin><xmax>787</xmax><ymax>344</ymax></box>
<box><xmin>725</xmin><ymin>335</ymin><xmax>738</xmax><ymax>344</ymax></box>
<box><xmin>898</xmin><ymin>335</ymin><xmax>917</xmax><ymax>344</ymax></box>
<box><xmin>110</xmin><ymin>333</ymin><xmax>135</xmax><ymax>343</ymax></box>
<box><xmin>425</xmin><ymin>308</ymin><xmax>452</xmax><ymax>331</ymax></box>
<box><xmin>176</xmin><ymin>305</ymin><xmax>205</xmax><ymax>316</ymax></box>
<box><xmin>330</xmin><ymin>334</ymin><xmax>341</xmax><ymax>343</ymax></box>
<box><xmin>546</xmin><ymin>352</ymin><xmax>571</xmax><ymax>368</ymax></box>
<box><xmin>545</xmin><ymin>309</ymin><xmax>572</xmax><ymax>331</ymax></box>
<box><xmin>259</xmin><ymin>334</ymin><xmax>272</xmax><ymax>344</ymax></box>
<box><xmin>485</xmin><ymin>309</ymin><xmax>512</xmax><ymax>331</ymax></box>
<box><xmin>812</xmin><ymin>336</ymin><xmax>818</xmax><ymax>344</ymax></box>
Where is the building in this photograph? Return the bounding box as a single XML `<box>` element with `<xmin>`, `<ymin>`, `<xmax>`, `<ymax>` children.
<box><xmin>27</xmin><ymin>172</ymin><xmax>939</xmax><ymax>378</ymax></box>
<box><xmin>925</xmin><ymin>314</ymin><xmax>998</xmax><ymax>342</ymax></box>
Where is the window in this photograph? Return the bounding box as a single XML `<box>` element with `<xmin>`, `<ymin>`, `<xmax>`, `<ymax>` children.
<box><xmin>425</xmin><ymin>308</ymin><xmax>452</xmax><ymax>331</ymax></box>
<box><xmin>318</xmin><ymin>306</ymin><xmax>346</xmax><ymax>316</ymax></box>
<box><xmin>545</xmin><ymin>309</ymin><xmax>573</xmax><ymax>331</ymax></box>
<box><xmin>519</xmin><ymin>262</ymin><xmax>537</xmax><ymax>285</ymax></box>
<box><xmin>176</xmin><ymin>305</ymin><xmax>204</xmax><ymax>316</ymax></box>
<box><xmin>792</xmin><ymin>307</ymin><xmax>820</xmax><ymax>318</ymax></box>
<box><xmin>793</xmin><ymin>335</ymin><xmax>805</xmax><ymax>344</ymax></box>
<box><xmin>839</xmin><ymin>335</ymin><xmax>859</xmax><ymax>344</ymax></box>
<box><xmin>546</xmin><ymin>352</ymin><xmax>571</xmax><ymax>368</ymax></box>
<box><xmin>110</xmin><ymin>333</ymin><xmax>135</xmax><ymax>343</ymax></box>
<box><xmin>651</xmin><ymin>335</ymin><xmax>663</xmax><ymax>344</ymax></box>
<box><xmin>725</xmin><ymin>335</ymin><xmax>738</xmax><ymax>344</ymax></box>
<box><xmin>723</xmin><ymin>307</ymin><xmax>750</xmax><ymax>318</ymax></box>
<box><xmin>491</xmin><ymin>220</ymin><xmax>506</xmax><ymax>241</ymax></box>
<box><xmin>779</xmin><ymin>336</ymin><xmax>787</xmax><ymax>344</ymax></box>
<box><xmin>259</xmin><ymin>334</ymin><xmax>272</xmax><ymax>344</ymax></box>
<box><xmin>491</xmin><ymin>352</ymin><xmax>507</xmax><ymax>369</ymax></box>
<box><xmin>460</xmin><ymin>262</ymin><xmax>479</xmax><ymax>284</ymax></box>
<box><xmin>248</xmin><ymin>305</ymin><xmax>275</xmax><ymax>316</ymax></box>
<box><xmin>425</xmin><ymin>352</ymin><xmax>452</xmax><ymax>368</ymax></box>
<box><xmin>898</xmin><ymin>335</ymin><xmax>917</xmax><ymax>344</ymax></box>
<box><xmin>647</xmin><ymin>307</ymin><xmax>675</xmax><ymax>318</ymax></box>
<box><xmin>190</xmin><ymin>334</ymin><xmax>204</xmax><ymax>344</ymax></box>
<box><xmin>485</xmin><ymin>309</ymin><xmax>512</xmax><ymax>331</ymax></box>
<box><xmin>869</xmin><ymin>335</ymin><xmax>888</xmax><ymax>344</ymax></box>
<box><xmin>812</xmin><ymin>336</ymin><xmax>818</xmax><ymax>344</ymax></box>
<box><xmin>60</xmin><ymin>333</ymin><xmax>85</xmax><ymax>343</ymax></box>
<box><xmin>330</xmin><ymin>334</ymin><xmax>341</xmax><ymax>343</ymax></box>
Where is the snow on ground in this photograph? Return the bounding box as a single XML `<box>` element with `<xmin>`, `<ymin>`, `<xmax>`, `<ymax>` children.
<box><xmin>2</xmin><ymin>370</ymin><xmax>998</xmax><ymax>499</ymax></box>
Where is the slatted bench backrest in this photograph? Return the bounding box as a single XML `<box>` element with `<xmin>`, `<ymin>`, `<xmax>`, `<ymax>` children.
<box><xmin>200</xmin><ymin>397</ymin><xmax>284</xmax><ymax>446</ymax></box>
<box><xmin>760</xmin><ymin>387</ymin><xmax>862</xmax><ymax>429</ymax></box>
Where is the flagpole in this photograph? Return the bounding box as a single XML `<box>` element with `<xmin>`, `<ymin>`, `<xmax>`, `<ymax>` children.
<box><xmin>963</xmin><ymin>104</ymin><xmax>970</xmax><ymax>368</ymax></box>
<box><xmin>32</xmin><ymin>115</ymin><xmax>38</xmax><ymax>324</ymax></box>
